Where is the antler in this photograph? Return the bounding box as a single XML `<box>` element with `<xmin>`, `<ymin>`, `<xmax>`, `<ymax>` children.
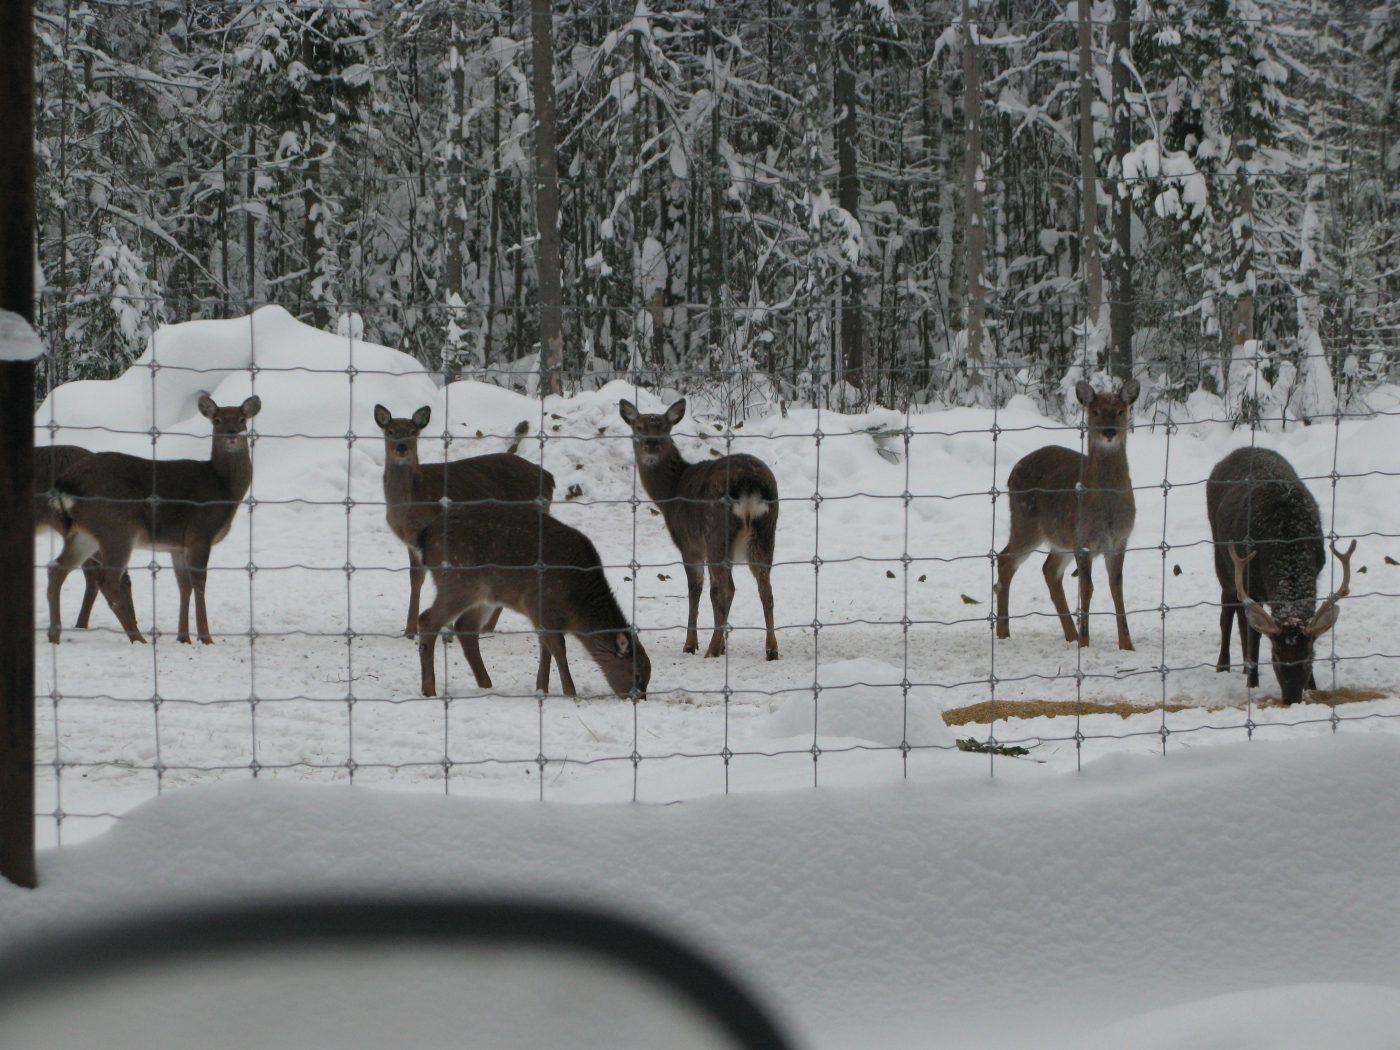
<box><xmin>1309</xmin><ymin>539</ymin><xmax>1356</xmax><ymax>633</ymax></box>
<box><xmin>1229</xmin><ymin>543</ymin><xmax>1280</xmax><ymax>636</ymax></box>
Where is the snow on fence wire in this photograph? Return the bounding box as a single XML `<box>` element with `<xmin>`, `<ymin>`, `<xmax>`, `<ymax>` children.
<box><xmin>26</xmin><ymin>319</ymin><xmax>1400</xmax><ymax>847</ymax></box>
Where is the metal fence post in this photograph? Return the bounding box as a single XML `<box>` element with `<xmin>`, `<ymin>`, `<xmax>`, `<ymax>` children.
<box><xmin>1</xmin><ymin>0</ymin><xmax>38</xmax><ymax>890</ymax></box>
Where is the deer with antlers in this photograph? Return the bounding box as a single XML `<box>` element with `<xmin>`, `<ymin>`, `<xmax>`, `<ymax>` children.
<box><xmin>1207</xmin><ymin>447</ymin><xmax>1354</xmax><ymax>704</ymax></box>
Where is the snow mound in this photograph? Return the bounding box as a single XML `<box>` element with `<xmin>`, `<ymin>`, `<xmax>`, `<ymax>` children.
<box><xmin>759</xmin><ymin>658</ymin><xmax>952</xmax><ymax>747</ymax></box>
<box><xmin>1081</xmin><ymin>983</ymin><xmax>1400</xmax><ymax>1050</ymax></box>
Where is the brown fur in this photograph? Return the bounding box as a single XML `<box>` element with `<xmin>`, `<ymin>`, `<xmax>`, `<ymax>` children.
<box><xmin>47</xmin><ymin>394</ymin><xmax>260</xmax><ymax>645</ymax></box>
<box><xmin>34</xmin><ymin>444</ymin><xmax>124</xmax><ymax>630</ymax></box>
<box><xmin>415</xmin><ymin>505</ymin><xmax>650</xmax><ymax>700</ymax></box>
<box><xmin>373</xmin><ymin>407</ymin><xmax>555</xmax><ymax>636</ymax></box>
<box><xmin>619</xmin><ymin>398</ymin><xmax>779</xmax><ymax>660</ymax></box>
<box><xmin>995</xmin><ymin>379</ymin><xmax>1139</xmax><ymax>650</ymax></box>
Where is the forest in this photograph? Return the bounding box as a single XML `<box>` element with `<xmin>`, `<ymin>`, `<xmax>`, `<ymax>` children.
<box><xmin>31</xmin><ymin>0</ymin><xmax>1400</xmax><ymax>419</ymax></box>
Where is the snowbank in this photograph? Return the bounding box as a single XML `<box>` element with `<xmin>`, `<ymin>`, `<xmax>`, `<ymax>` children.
<box><xmin>5</xmin><ymin>735</ymin><xmax>1398</xmax><ymax>1048</ymax></box>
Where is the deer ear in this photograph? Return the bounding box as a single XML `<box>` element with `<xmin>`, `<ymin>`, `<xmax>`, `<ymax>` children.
<box><xmin>1245</xmin><ymin>603</ymin><xmax>1282</xmax><ymax>637</ymax></box>
<box><xmin>197</xmin><ymin>393</ymin><xmax>218</xmax><ymax>419</ymax></box>
<box><xmin>1307</xmin><ymin>603</ymin><xmax>1340</xmax><ymax>638</ymax></box>
<box><xmin>373</xmin><ymin>404</ymin><xmax>392</xmax><ymax>429</ymax></box>
<box><xmin>1119</xmin><ymin>378</ymin><xmax>1141</xmax><ymax>405</ymax></box>
<box><xmin>1074</xmin><ymin>381</ymin><xmax>1095</xmax><ymax>406</ymax></box>
<box><xmin>240</xmin><ymin>395</ymin><xmax>262</xmax><ymax>419</ymax></box>
<box><xmin>665</xmin><ymin>398</ymin><xmax>687</xmax><ymax>426</ymax></box>
<box><xmin>411</xmin><ymin>406</ymin><xmax>432</xmax><ymax>430</ymax></box>
<box><xmin>619</xmin><ymin>399</ymin><xmax>638</xmax><ymax>426</ymax></box>
<box><xmin>615</xmin><ymin>632</ymin><xmax>631</xmax><ymax>656</ymax></box>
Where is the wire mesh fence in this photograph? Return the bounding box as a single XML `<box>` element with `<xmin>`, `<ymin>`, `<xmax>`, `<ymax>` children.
<box><xmin>16</xmin><ymin>0</ymin><xmax>1400</xmax><ymax>850</ymax></box>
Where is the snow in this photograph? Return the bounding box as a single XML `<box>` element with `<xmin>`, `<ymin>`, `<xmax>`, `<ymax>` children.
<box><xmin>3</xmin><ymin>735</ymin><xmax>1398</xmax><ymax>1048</ymax></box>
<box><xmin>0</xmin><ymin>308</ymin><xmax>46</xmax><ymax>361</ymax></box>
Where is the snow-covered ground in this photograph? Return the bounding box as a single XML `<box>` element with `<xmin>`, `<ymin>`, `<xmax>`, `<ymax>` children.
<box><xmin>29</xmin><ymin>307</ymin><xmax>1400</xmax><ymax>844</ymax></box>
<box><xmin>3</xmin><ymin>736</ymin><xmax>1398</xmax><ymax>1048</ymax></box>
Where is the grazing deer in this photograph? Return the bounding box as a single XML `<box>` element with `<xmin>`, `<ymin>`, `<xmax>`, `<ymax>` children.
<box><xmin>47</xmin><ymin>394</ymin><xmax>261</xmax><ymax>645</ymax></box>
<box><xmin>619</xmin><ymin>399</ymin><xmax>779</xmax><ymax>660</ymax></box>
<box><xmin>996</xmin><ymin>379</ymin><xmax>1139</xmax><ymax>649</ymax></box>
<box><xmin>373</xmin><ymin>406</ymin><xmax>555</xmax><ymax>636</ymax></box>
<box><xmin>415</xmin><ymin>504</ymin><xmax>650</xmax><ymax>700</ymax></box>
<box><xmin>35</xmin><ymin>444</ymin><xmax>127</xmax><ymax>630</ymax></box>
<box><xmin>1206</xmin><ymin>447</ymin><xmax>1353</xmax><ymax>704</ymax></box>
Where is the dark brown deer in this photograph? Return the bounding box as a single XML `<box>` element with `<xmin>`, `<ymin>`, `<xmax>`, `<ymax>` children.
<box><xmin>47</xmin><ymin>394</ymin><xmax>260</xmax><ymax>645</ymax></box>
<box><xmin>1207</xmin><ymin>446</ymin><xmax>1353</xmax><ymax>704</ymax></box>
<box><xmin>996</xmin><ymin>379</ymin><xmax>1139</xmax><ymax>649</ymax></box>
<box><xmin>373</xmin><ymin>406</ymin><xmax>555</xmax><ymax>636</ymax></box>
<box><xmin>619</xmin><ymin>398</ymin><xmax>779</xmax><ymax>660</ymax></box>
<box><xmin>34</xmin><ymin>444</ymin><xmax>126</xmax><ymax>631</ymax></box>
<box><xmin>415</xmin><ymin>504</ymin><xmax>650</xmax><ymax>700</ymax></box>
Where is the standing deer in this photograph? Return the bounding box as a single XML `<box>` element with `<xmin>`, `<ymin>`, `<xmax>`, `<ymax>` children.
<box><xmin>47</xmin><ymin>394</ymin><xmax>261</xmax><ymax>645</ymax></box>
<box><xmin>373</xmin><ymin>406</ymin><xmax>555</xmax><ymax>636</ymax></box>
<box><xmin>618</xmin><ymin>398</ymin><xmax>779</xmax><ymax>660</ymax></box>
<box><xmin>34</xmin><ymin>444</ymin><xmax>126</xmax><ymax>631</ymax></box>
<box><xmin>996</xmin><ymin>379</ymin><xmax>1139</xmax><ymax>649</ymax></box>
<box><xmin>415</xmin><ymin>504</ymin><xmax>650</xmax><ymax>701</ymax></box>
<box><xmin>1206</xmin><ymin>447</ymin><xmax>1353</xmax><ymax>704</ymax></box>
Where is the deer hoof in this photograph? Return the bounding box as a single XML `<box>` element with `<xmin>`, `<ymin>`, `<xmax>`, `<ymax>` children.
<box><xmin>682</xmin><ymin>642</ymin><xmax>698</xmax><ymax>655</ymax></box>
<box><xmin>132</xmin><ymin>635</ymin><xmax>148</xmax><ymax>645</ymax></box>
<box><xmin>995</xmin><ymin>625</ymin><xmax>1010</xmax><ymax>640</ymax></box>
<box><xmin>1215</xmin><ymin>661</ymin><xmax>1229</xmax><ymax>673</ymax></box>
<box><xmin>178</xmin><ymin>634</ymin><xmax>192</xmax><ymax>645</ymax></box>
<box><xmin>766</xmin><ymin>650</ymin><xmax>779</xmax><ymax>662</ymax></box>
<box><xmin>200</xmin><ymin>637</ymin><xmax>214</xmax><ymax>645</ymax></box>
<box><xmin>47</xmin><ymin>628</ymin><xmax>61</xmax><ymax>645</ymax></box>
<box><xmin>422</xmin><ymin>684</ymin><xmax>437</xmax><ymax>698</ymax></box>
<box><xmin>1118</xmin><ymin>640</ymin><xmax>1134</xmax><ymax>652</ymax></box>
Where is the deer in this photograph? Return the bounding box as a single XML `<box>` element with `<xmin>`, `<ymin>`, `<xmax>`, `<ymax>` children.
<box><xmin>46</xmin><ymin>394</ymin><xmax>261</xmax><ymax>645</ymax></box>
<box><xmin>996</xmin><ymin>378</ymin><xmax>1139</xmax><ymax>650</ymax></box>
<box><xmin>372</xmin><ymin>405</ymin><xmax>556</xmax><ymax>636</ymax></box>
<box><xmin>1206</xmin><ymin>447</ymin><xmax>1354</xmax><ymax>704</ymax></box>
<box><xmin>414</xmin><ymin>503</ymin><xmax>651</xmax><ymax>701</ymax></box>
<box><xmin>618</xmin><ymin>398</ymin><xmax>779</xmax><ymax>661</ymax></box>
<box><xmin>34</xmin><ymin>444</ymin><xmax>127</xmax><ymax>631</ymax></box>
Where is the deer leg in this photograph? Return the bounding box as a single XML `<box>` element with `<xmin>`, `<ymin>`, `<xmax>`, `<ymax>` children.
<box><xmin>186</xmin><ymin>541</ymin><xmax>214</xmax><ymax>644</ymax></box>
<box><xmin>1041</xmin><ymin>552</ymin><xmax>1078</xmax><ymax>644</ymax></box>
<box><xmin>97</xmin><ymin>536</ymin><xmax>144</xmax><ymax>645</ymax></box>
<box><xmin>1106</xmin><ymin>547</ymin><xmax>1132</xmax><ymax>651</ymax></box>
<box><xmin>404</xmin><ymin>547</ymin><xmax>425</xmax><ymax>638</ymax></box>
<box><xmin>704</xmin><ymin>562</ymin><xmax>735</xmax><ymax>658</ymax></box>
<box><xmin>995</xmin><ymin>549</ymin><xmax>1030</xmax><ymax>640</ymax></box>
<box><xmin>451</xmin><ymin>608</ymin><xmax>493</xmax><ymax>689</ymax></box>
<box><xmin>544</xmin><ymin>633</ymin><xmax>576</xmax><ymax>697</ymax></box>
<box><xmin>682</xmin><ymin>560</ymin><xmax>704</xmax><ymax>654</ymax></box>
<box><xmin>1307</xmin><ymin>669</ymin><xmax>1318</xmax><ymax>693</ymax></box>
<box><xmin>750</xmin><ymin>557</ymin><xmax>779</xmax><ymax>661</ymax></box>
<box><xmin>171</xmin><ymin>551</ymin><xmax>194</xmax><ymax>644</ymax></box>
<box><xmin>1246</xmin><ymin>623</ymin><xmax>1262</xmax><ymax>689</ymax></box>
<box><xmin>416</xmin><ymin>601</ymin><xmax>454</xmax><ymax>698</ymax></box>
<box><xmin>1216</xmin><ymin>590</ymin><xmax>1234</xmax><ymax>672</ymax></box>
<box><xmin>535</xmin><ymin>638</ymin><xmax>553</xmax><ymax>694</ymax></box>
<box><xmin>47</xmin><ymin>529</ymin><xmax>99</xmax><ymax>644</ymax></box>
<box><xmin>75</xmin><ymin>558</ymin><xmax>102</xmax><ymax>628</ymax></box>
<box><xmin>482</xmin><ymin>606</ymin><xmax>503</xmax><ymax>633</ymax></box>
<box><xmin>1074</xmin><ymin>551</ymin><xmax>1095</xmax><ymax>647</ymax></box>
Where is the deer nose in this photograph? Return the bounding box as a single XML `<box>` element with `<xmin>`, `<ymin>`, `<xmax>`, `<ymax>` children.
<box><xmin>396</xmin><ymin>443</ymin><xmax>407</xmax><ymax>455</ymax></box>
<box><xmin>1100</xmin><ymin>427</ymin><xmax>1118</xmax><ymax>440</ymax></box>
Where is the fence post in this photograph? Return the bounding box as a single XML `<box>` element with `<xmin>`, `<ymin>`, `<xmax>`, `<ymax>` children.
<box><xmin>0</xmin><ymin>0</ymin><xmax>38</xmax><ymax>890</ymax></box>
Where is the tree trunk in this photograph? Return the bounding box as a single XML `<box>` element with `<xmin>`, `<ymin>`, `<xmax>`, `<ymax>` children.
<box><xmin>530</xmin><ymin>0</ymin><xmax>564</xmax><ymax>395</ymax></box>
<box><xmin>1077</xmin><ymin>0</ymin><xmax>1104</xmax><ymax>349</ymax></box>
<box><xmin>245</xmin><ymin>127</ymin><xmax>257</xmax><ymax>305</ymax></box>
<box><xmin>1229</xmin><ymin>142</ymin><xmax>1256</xmax><ymax>354</ymax></box>
<box><xmin>960</xmin><ymin>0</ymin><xmax>986</xmax><ymax>394</ymax></box>
<box><xmin>834</xmin><ymin>0</ymin><xmax>864</xmax><ymax>394</ymax></box>
<box><xmin>1107</xmin><ymin>0</ymin><xmax>1133</xmax><ymax>381</ymax></box>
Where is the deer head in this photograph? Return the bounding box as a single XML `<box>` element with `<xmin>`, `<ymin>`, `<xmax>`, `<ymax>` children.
<box><xmin>374</xmin><ymin>404</ymin><xmax>432</xmax><ymax>468</ymax></box>
<box><xmin>619</xmin><ymin>398</ymin><xmax>686</xmax><ymax>468</ymax></box>
<box><xmin>1229</xmin><ymin>540</ymin><xmax>1354</xmax><ymax>703</ymax></box>
<box><xmin>1075</xmin><ymin>379</ymin><xmax>1139</xmax><ymax>449</ymax></box>
<box><xmin>198</xmin><ymin>393</ymin><xmax>261</xmax><ymax>452</ymax></box>
<box><xmin>588</xmin><ymin>628</ymin><xmax>651</xmax><ymax>699</ymax></box>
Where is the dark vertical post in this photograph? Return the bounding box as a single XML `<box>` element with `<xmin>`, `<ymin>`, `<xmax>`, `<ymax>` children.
<box><xmin>0</xmin><ymin>0</ymin><xmax>39</xmax><ymax>889</ymax></box>
<box><xmin>530</xmin><ymin>0</ymin><xmax>564</xmax><ymax>396</ymax></box>
<box><xmin>1107</xmin><ymin>0</ymin><xmax>1134</xmax><ymax>381</ymax></box>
